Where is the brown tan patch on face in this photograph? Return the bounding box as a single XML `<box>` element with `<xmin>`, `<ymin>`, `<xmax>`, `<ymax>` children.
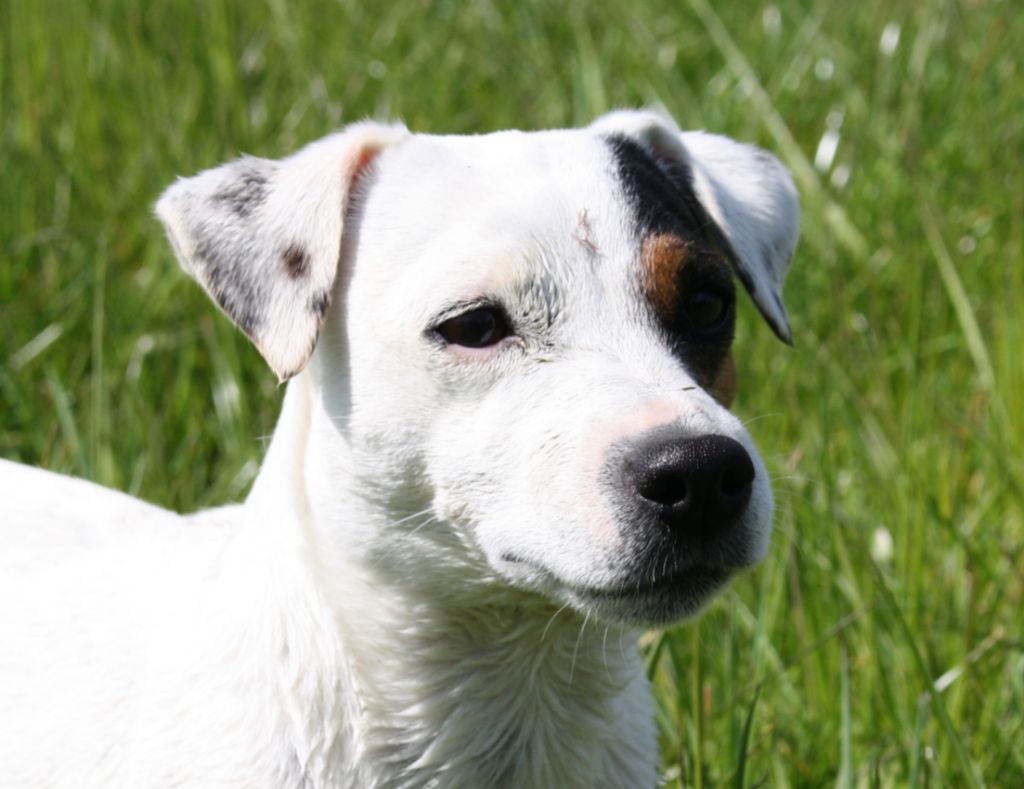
<box><xmin>710</xmin><ymin>352</ymin><xmax>737</xmax><ymax>408</ymax></box>
<box><xmin>642</xmin><ymin>232</ymin><xmax>688</xmax><ymax>324</ymax></box>
<box><xmin>639</xmin><ymin>231</ymin><xmax>738</xmax><ymax>396</ymax></box>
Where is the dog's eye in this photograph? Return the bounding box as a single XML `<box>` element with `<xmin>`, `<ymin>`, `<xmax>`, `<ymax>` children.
<box><xmin>684</xmin><ymin>291</ymin><xmax>733</xmax><ymax>333</ymax></box>
<box><xmin>434</xmin><ymin>307</ymin><xmax>511</xmax><ymax>348</ymax></box>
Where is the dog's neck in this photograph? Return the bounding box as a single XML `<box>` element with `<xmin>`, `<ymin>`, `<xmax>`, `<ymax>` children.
<box><xmin>329</xmin><ymin>580</ymin><xmax>653</xmax><ymax>787</ymax></box>
<box><xmin>241</xmin><ymin>373</ymin><xmax>658</xmax><ymax>787</ymax></box>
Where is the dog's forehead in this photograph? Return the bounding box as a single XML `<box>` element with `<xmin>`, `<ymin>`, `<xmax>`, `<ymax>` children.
<box><xmin>387</xmin><ymin>128</ymin><xmax>616</xmax><ymax>187</ymax></box>
<box><xmin>367</xmin><ymin>129</ymin><xmax>633</xmax><ymax>242</ymax></box>
<box><xmin>357</xmin><ymin>128</ymin><xmax>698</xmax><ymax>303</ymax></box>
<box><xmin>357</xmin><ymin>129</ymin><xmax>729</xmax><ymax>323</ymax></box>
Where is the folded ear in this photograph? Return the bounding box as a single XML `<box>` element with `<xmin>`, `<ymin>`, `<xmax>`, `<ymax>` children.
<box><xmin>156</xmin><ymin>121</ymin><xmax>409</xmax><ymax>381</ymax></box>
<box><xmin>680</xmin><ymin>130</ymin><xmax>799</xmax><ymax>343</ymax></box>
<box><xmin>590</xmin><ymin>110</ymin><xmax>800</xmax><ymax>343</ymax></box>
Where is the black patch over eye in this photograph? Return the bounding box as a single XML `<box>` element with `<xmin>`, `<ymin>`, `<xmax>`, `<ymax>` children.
<box><xmin>434</xmin><ymin>307</ymin><xmax>511</xmax><ymax>348</ymax></box>
<box><xmin>684</xmin><ymin>290</ymin><xmax>733</xmax><ymax>335</ymax></box>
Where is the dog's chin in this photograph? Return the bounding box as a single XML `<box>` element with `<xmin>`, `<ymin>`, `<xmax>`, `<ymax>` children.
<box><xmin>494</xmin><ymin>552</ymin><xmax>736</xmax><ymax>626</ymax></box>
<box><xmin>564</xmin><ymin>565</ymin><xmax>734</xmax><ymax>626</ymax></box>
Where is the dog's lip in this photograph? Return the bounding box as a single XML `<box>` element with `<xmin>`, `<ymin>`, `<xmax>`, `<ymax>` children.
<box><xmin>577</xmin><ymin>564</ymin><xmax>732</xmax><ymax>601</ymax></box>
<box><xmin>497</xmin><ymin>552</ymin><xmax>735</xmax><ymax>619</ymax></box>
<box><xmin>499</xmin><ymin>552</ymin><xmax>733</xmax><ymax>599</ymax></box>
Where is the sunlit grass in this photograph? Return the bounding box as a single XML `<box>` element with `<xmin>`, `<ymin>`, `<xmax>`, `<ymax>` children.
<box><xmin>2</xmin><ymin>0</ymin><xmax>1021</xmax><ymax>785</ymax></box>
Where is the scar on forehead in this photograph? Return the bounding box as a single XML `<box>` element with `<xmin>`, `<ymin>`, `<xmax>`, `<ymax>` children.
<box><xmin>642</xmin><ymin>232</ymin><xmax>688</xmax><ymax>320</ymax></box>
<box><xmin>573</xmin><ymin>209</ymin><xmax>598</xmax><ymax>254</ymax></box>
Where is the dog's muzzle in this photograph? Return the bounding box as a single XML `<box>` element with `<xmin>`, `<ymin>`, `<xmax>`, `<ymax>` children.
<box><xmin>583</xmin><ymin>428</ymin><xmax>759</xmax><ymax>623</ymax></box>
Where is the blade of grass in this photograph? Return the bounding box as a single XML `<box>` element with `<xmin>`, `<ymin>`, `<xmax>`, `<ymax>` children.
<box><xmin>917</xmin><ymin>199</ymin><xmax>998</xmax><ymax>397</ymax></box>
<box><xmin>836</xmin><ymin>642</ymin><xmax>853</xmax><ymax>789</ymax></box>
<box><xmin>733</xmin><ymin>685</ymin><xmax>761</xmax><ymax>789</ymax></box>
<box><xmin>44</xmin><ymin>367</ymin><xmax>86</xmax><ymax>476</ymax></box>
<box><xmin>908</xmin><ymin>695</ymin><xmax>928</xmax><ymax>789</ymax></box>
<box><xmin>690</xmin><ymin>621</ymin><xmax>704</xmax><ymax>789</ymax></box>
<box><xmin>872</xmin><ymin>562</ymin><xmax>987</xmax><ymax>789</ymax></box>
<box><xmin>686</xmin><ymin>0</ymin><xmax>868</xmax><ymax>260</ymax></box>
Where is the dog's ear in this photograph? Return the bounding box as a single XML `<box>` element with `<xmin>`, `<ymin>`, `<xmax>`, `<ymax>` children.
<box><xmin>156</xmin><ymin>121</ymin><xmax>409</xmax><ymax>381</ymax></box>
<box><xmin>591</xmin><ymin>110</ymin><xmax>799</xmax><ymax>343</ymax></box>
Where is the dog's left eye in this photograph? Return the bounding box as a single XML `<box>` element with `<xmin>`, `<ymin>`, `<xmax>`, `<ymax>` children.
<box><xmin>434</xmin><ymin>307</ymin><xmax>511</xmax><ymax>348</ymax></box>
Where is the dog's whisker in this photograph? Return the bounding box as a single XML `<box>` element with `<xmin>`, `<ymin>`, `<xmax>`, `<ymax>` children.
<box><xmin>364</xmin><ymin>514</ymin><xmax>443</xmax><ymax>571</ymax></box>
<box><xmin>541</xmin><ymin>601</ymin><xmax>573</xmax><ymax>642</ymax></box>
<box><xmin>403</xmin><ymin>515</ymin><xmax>442</xmax><ymax>539</ymax></box>
<box><xmin>769</xmin><ymin>473</ymin><xmax>818</xmax><ymax>484</ymax></box>
<box><xmin>387</xmin><ymin>508</ymin><xmax>437</xmax><ymax>529</ymax></box>
<box><xmin>569</xmin><ymin>612</ymin><xmax>590</xmax><ymax>686</ymax></box>
<box><xmin>740</xmin><ymin>412</ymin><xmax>783</xmax><ymax>427</ymax></box>
<box><xmin>771</xmin><ymin>489</ymin><xmax>812</xmax><ymax>506</ymax></box>
<box><xmin>601</xmin><ymin>625</ymin><xmax>612</xmax><ymax>682</ymax></box>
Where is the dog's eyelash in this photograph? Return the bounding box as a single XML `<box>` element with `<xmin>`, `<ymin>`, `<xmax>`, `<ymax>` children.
<box><xmin>426</xmin><ymin>298</ymin><xmax>521</xmax><ymax>350</ymax></box>
<box><xmin>429</xmin><ymin>298</ymin><xmax>502</xmax><ymax>327</ymax></box>
<box><xmin>434</xmin><ymin>307</ymin><xmax>512</xmax><ymax>348</ymax></box>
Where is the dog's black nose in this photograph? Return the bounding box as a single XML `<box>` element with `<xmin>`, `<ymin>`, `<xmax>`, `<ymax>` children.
<box><xmin>623</xmin><ymin>433</ymin><xmax>754</xmax><ymax>535</ymax></box>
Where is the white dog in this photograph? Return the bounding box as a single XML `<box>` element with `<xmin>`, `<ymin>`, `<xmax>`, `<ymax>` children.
<box><xmin>0</xmin><ymin>110</ymin><xmax>798</xmax><ymax>788</ymax></box>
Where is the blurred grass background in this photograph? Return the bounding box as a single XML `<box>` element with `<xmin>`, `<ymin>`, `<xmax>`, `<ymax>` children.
<box><xmin>1</xmin><ymin>0</ymin><xmax>1021</xmax><ymax>785</ymax></box>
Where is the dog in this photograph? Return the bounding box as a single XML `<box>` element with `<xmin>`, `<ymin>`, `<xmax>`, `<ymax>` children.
<box><xmin>0</xmin><ymin>109</ymin><xmax>798</xmax><ymax>788</ymax></box>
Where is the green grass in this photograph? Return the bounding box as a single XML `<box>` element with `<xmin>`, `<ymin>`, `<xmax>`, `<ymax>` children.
<box><xmin>2</xmin><ymin>0</ymin><xmax>1022</xmax><ymax>785</ymax></box>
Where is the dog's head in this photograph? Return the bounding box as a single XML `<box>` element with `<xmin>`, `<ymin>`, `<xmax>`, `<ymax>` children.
<box><xmin>157</xmin><ymin>110</ymin><xmax>798</xmax><ymax>625</ymax></box>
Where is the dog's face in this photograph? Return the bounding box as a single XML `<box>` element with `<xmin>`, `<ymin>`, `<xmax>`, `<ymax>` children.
<box><xmin>157</xmin><ymin>111</ymin><xmax>799</xmax><ymax>626</ymax></box>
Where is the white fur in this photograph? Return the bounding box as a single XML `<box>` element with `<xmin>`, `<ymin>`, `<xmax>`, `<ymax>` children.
<box><xmin>0</xmin><ymin>111</ymin><xmax>798</xmax><ymax>788</ymax></box>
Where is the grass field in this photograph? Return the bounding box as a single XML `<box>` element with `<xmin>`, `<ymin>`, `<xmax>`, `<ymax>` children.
<box><xmin>2</xmin><ymin>0</ymin><xmax>1022</xmax><ymax>785</ymax></box>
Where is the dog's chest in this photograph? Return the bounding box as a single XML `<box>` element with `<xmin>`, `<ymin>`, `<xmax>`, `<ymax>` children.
<box><xmin>330</xmin><ymin>611</ymin><xmax>658</xmax><ymax>788</ymax></box>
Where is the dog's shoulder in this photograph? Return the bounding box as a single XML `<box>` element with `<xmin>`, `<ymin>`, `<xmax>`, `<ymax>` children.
<box><xmin>0</xmin><ymin>458</ymin><xmax>186</xmax><ymax>551</ymax></box>
<box><xmin>0</xmin><ymin>460</ymin><xmax>253</xmax><ymax>786</ymax></box>
<box><xmin>0</xmin><ymin>459</ymin><xmax>245</xmax><ymax>602</ymax></box>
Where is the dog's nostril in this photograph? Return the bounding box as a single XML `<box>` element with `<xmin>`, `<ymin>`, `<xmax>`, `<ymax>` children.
<box><xmin>638</xmin><ymin>471</ymin><xmax>689</xmax><ymax>508</ymax></box>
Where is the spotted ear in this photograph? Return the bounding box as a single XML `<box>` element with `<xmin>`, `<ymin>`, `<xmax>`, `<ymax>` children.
<box><xmin>156</xmin><ymin>121</ymin><xmax>409</xmax><ymax>381</ymax></box>
<box><xmin>591</xmin><ymin>110</ymin><xmax>800</xmax><ymax>343</ymax></box>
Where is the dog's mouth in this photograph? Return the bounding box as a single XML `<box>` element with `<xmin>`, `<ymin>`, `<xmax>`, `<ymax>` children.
<box><xmin>583</xmin><ymin>564</ymin><xmax>731</xmax><ymax>601</ymax></box>
<box><xmin>569</xmin><ymin>564</ymin><xmax>733</xmax><ymax>625</ymax></box>
<box><xmin>500</xmin><ymin>552</ymin><xmax>734</xmax><ymax>626</ymax></box>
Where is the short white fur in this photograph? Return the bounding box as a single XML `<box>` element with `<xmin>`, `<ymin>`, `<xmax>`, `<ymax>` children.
<box><xmin>0</xmin><ymin>110</ymin><xmax>798</xmax><ymax>788</ymax></box>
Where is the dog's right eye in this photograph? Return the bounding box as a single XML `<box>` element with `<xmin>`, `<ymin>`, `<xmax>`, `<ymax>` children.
<box><xmin>433</xmin><ymin>307</ymin><xmax>511</xmax><ymax>348</ymax></box>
